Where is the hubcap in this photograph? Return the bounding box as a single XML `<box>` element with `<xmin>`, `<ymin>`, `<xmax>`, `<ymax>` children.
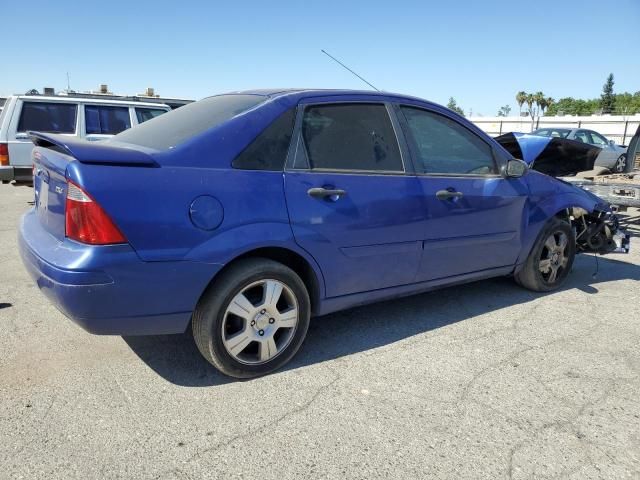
<box><xmin>222</xmin><ymin>279</ymin><xmax>299</xmax><ymax>365</ymax></box>
<box><xmin>615</xmin><ymin>155</ymin><xmax>626</xmax><ymax>173</ymax></box>
<box><xmin>539</xmin><ymin>231</ymin><xmax>569</xmax><ymax>284</ymax></box>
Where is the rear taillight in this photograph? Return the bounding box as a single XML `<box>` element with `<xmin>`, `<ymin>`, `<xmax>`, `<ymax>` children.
<box><xmin>0</xmin><ymin>143</ymin><xmax>8</xmax><ymax>166</ymax></box>
<box><xmin>65</xmin><ymin>181</ymin><xmax>127</xmax><ymax>245</ymax></box>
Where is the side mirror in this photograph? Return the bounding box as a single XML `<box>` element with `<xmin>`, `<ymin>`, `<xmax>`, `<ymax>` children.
<box><xmin>505</xmin><ymin>158</ymin><xmax>528</xmax><ymax>178</ymax></box>
<box><xmin>609</xmin><ymin>139</ymin><xmax>616</xmax><ymax>146</ymax></box>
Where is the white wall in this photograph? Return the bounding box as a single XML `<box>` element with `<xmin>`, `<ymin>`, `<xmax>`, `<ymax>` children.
<box><xmin>469</xmin><ymin>114</ymin><xmax>640</xmax><ymax>145</ymax></box>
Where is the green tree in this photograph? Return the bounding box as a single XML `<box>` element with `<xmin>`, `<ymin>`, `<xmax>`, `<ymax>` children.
<box><xmin>533</xmin><ymin>91</ymin><xmax>545</xmax><ymax>115</ymax></box>
<box><xmin>524</xmin><ymin>93</ymin><xmax>535</xmax><ymax>116</ymax></box>
<box><xmin>614</xmin><ymin>92</ymin><xmax>640</xmax><ymax>115</ymax></box>
<box><xmin>447</xmin><ymin>97</ymin><xmax>465</xmax><ymax>116</ymax></box>
<box><xmin>497</xmin><ymin>105</ymin><xmax>512</xmax><ymax>117</ymax></box>
<box><xmin>600</xmin><ymin>73</ymin><xmax>615</xmax><ymax>114</ymax></box>
<box><xmin>515</xmin><ymin>91</ymin><xmax>527</xmax><ymax>116</ymax></box>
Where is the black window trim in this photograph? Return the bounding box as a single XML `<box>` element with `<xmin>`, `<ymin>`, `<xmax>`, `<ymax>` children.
<box><xmin>395</xmin><ymin>103</ymin><xmax>504</xmax><ymax>179</ymax></box>
<box><xmin>285</xmin><ymin>100</ymin><xmax>409</xmax><ymax>176</ymax></box>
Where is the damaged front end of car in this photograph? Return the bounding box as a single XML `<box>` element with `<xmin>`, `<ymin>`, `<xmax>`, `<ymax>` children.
<box><xmin>496</xmin><ymin>132</ymin><xmax>631</xmax><ymax>256</ymax></box>
<box><xmin>566</xmin><ymin>206</ymin><xmax>630</xmax><ymax>254</ymax></box>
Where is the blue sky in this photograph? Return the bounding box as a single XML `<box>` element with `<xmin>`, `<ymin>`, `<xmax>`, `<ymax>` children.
<box><xmin>2</xmin><ymin>0</ymin><xmax>639</xmax><ymax>115</ymax></box>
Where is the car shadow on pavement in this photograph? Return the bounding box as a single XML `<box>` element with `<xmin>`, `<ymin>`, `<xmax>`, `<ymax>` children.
<box><xmin>123</xmin><ymin>253</ymin><xmax>640</xmax><ymax>387</ymax></box>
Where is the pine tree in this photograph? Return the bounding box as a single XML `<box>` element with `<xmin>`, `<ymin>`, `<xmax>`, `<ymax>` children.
<box><xmin>446</xmin><ymin>97</ymin><xmax>465</xmax><ymax>116</ymax></box>
<box><xmin>600</xmin><ymin>73</ymin><xmax>615</xmax><ymax>114</ymax></box>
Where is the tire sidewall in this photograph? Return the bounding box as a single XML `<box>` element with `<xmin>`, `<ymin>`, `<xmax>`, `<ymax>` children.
<box><xmin>528</xmin><ymin>219</ymin><xmax>576</xmax><ymax>291</ymax></box>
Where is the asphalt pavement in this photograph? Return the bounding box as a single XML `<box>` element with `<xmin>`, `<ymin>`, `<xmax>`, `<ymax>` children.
<box><xmin>1</xmin><ymin>183</ymin><xmax>638</xmax><ymax>479</ymax></box>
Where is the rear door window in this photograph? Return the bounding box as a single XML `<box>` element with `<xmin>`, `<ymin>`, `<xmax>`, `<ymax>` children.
<box><xmin>135</xmin><ymin>108</ymin><xmax>168</xmax><ymax>124</ymax></box>
<box><xmin>299</xmin><ymin>103</ymin><xmax>403</xmax><ymax>172</ymax></box>
<box><xmin>85</xmin><ymin>105</ymin><xmax>131</xmax><ymax>135</ymax></box>
<box><xmin>17</xmin><ymin>102</ymin><xmax>77</xmax><ymax>133</ymax></box>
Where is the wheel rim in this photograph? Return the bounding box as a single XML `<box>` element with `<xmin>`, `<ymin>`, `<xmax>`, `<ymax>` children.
<box><xmin>539</xmin><ymin>231</ymin><xmax>569</xmax><ymax>284</ymax></box>
<box><xmin>221</xmin><ymin>279</ymin><xmax>299</xmax><ymax>365</ymax></box>
<box><xmin>614</xmin><ymin>155</ymin><xmax>626</xmax><ymax>173</ymax></box>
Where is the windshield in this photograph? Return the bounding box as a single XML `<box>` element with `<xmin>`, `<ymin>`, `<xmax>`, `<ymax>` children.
<box><xmin>113</xmin><ymin>94</ymin><xmax>266</xmax><ymax>150</ymax></box>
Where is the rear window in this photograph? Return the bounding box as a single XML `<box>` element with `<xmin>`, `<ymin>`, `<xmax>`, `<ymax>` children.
<box><xmin>135</xmin><ymin>108</ymin><xmax>168</xmax><ymax>124</ymax></box>
<box><xmin>114</xmin><ymin>95</ymin><xmax>266</xmax><ymax>150</ymax></box>
<box><xmin>85</xmin><ymin>105</ymin><xmax>131</xmax><ymax>135</ymax></box>
<box><xmin>17</xmin><ymin>102</ymin><xmax>77</xmax><ymax>133</ymax></box>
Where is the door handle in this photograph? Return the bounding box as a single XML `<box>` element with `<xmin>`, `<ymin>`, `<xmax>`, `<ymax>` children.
<box><xmin>15</xmin><ymin>133</ymin><xmax>30</xmax><ymax>140</ymax></box>
<box><xmin>436</xmin><ymin>190</ymin><xmax>464</xmax><ymax>200</ymax></box>
<box><xmin>307</xmin><ymin>187</ymin><xmax>347</xmax><ymax>200</ymax></box>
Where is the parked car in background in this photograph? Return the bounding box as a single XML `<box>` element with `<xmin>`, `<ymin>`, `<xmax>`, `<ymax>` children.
<box><xmin>530</xmin><ymin>127</ymin><xmax>628</xmax><ymax>173</ymax></box>
<box><xmin>19</xmin><ymin>89</ymin><xmax>627</xmax><ymax>379</ymax></box>
<box><xmin>0</xmin><ymin>95</ymin><xmax>170</xmax><ymax>183</ymax></box>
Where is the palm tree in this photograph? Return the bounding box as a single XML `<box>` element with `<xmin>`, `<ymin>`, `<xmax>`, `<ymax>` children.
<box><xmin>544</xmin><ymin>97</ymin><xmax>554</xmax><ymax>115</ymax></box>
<box><xmin>525</xmin><ymin>93</ymin><xmax>536</xmax><ymax>131</ymax></box>
<box><xmin>538</xmin><ymin>97</ymin><xmax>548</xmax><ymax>114</ymax></box>
<box><xmin>516</xmin><ymin>91</ymin><xmax>527</xmax><ymax>116</ymax></box>
<box><xmin>533</xmin><ymin>92</ymin><xmax>545</xmax><ymax>116</ymax></box>
<box><xmin>525</xmin><ymin>93</ymin><xmax>535</xmax><ymax>116</ymax></box>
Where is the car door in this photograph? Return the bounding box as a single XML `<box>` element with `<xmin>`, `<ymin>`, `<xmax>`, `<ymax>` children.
<box><xmin>575</xmin><ymin>129</ymin><xmax>616</xmax><ymax>168</ymax></box>
<box><xmin>396</xmin><ymin>104</ymin><xmax>529</xmax><ymax>282</ymax></box>
<box><xmin>284</xmin><ymin>100</ymin><xmax>425</xmax><ymax>298</ymax></box>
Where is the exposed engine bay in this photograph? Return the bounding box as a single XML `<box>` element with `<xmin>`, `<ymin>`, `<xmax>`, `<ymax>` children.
<box><xmin>565</xmin><ymin>207</ymin><xmax>630</xmax><ymax>254</ymax></box>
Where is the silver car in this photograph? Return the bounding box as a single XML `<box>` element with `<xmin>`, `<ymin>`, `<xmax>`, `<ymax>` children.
<box><xmin>531</xmin><ymin>127</ymin><xmax>628</xmax><ymax>173</ymax></box>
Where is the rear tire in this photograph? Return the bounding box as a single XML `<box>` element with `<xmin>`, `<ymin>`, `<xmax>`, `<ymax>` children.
<box><xmin>515</xmin><ymin>218</ymin><xmax>576</xmax><ymax>292</ymax></box>
<box><xmin>192</xmin><ymin>258</ymin><xmax>310</xmax><ymax>379</ymax></box>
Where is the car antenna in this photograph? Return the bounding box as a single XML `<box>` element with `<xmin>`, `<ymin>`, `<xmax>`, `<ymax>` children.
<box><xmin>321</xmin><ymin>49</ymin><xmax>380</xmax><ymax>91</ymax></box>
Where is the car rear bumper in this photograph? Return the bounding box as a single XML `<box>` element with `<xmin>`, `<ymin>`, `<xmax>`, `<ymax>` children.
<box><xmin>18</xmin><ymin>209</ymin><xmax>222</xmax><ymax>335</ymax></box>
<box><xmin>1</xmin><ymin>165</ymin><xmax>32</xmax><ymax>182</ymax></box>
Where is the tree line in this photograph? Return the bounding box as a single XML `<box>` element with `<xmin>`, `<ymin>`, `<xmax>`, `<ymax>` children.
<box><xmin>518</xmin><ymin>74</ymin><xmax>640</xmax><ymax>117</ymax></box>
<box><xmin>447</xmin><ymin>74</ymin><xmax>639</xmax><ymax>117</ymax></box>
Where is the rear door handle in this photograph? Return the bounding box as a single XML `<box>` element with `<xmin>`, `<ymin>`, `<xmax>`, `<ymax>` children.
<box><xmin>436</xmin><ymin>190</ymin><xmax>464</xmax><ymax>200</ymax></box>
<box><xmin>15</xmin><ymin>133</ymin><xmax>30</xmax><ymax>140</ymax></box>
<box><xmin>307</xmin><ymin>187</ymin><xmax>347</xmax><ymax>200</ymax></box>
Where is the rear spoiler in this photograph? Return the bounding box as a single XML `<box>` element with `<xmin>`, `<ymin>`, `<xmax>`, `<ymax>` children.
<box><xmin>29</xmin><ymin>132</ymin><xmax>158</xmax><ymax>167</ymax></box>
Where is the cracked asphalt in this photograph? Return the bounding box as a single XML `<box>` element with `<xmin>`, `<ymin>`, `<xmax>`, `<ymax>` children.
<box><xmin>1</xmin><ymin>183</ymin><xmax>639</xmax><ymax>479</ymax></box>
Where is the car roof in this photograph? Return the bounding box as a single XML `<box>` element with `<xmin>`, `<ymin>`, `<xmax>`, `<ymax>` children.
<box><xmin>218</xmin><ymin>88</ymin><xmax>442</xmax><ymax>107</ymax></box>
<box><xmin>13</xmin><ymin>95</ymin><xmax>170</xmax><ymax>108</ymax></box>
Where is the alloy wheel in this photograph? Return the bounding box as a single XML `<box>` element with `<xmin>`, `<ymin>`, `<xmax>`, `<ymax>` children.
<box><xmin>538</xmin><ymin>231</ymin><xmax>569</xmax><ymax>284</ymax></box>
<box><xmin>614</xmin><ymin>154</ymin><xmax>626</xmax><ymax>173</ymax></box>
<box><xmin>221</xmin><ymin>279</ymin><xmax>299</xmax><ymax>365</ymax></box>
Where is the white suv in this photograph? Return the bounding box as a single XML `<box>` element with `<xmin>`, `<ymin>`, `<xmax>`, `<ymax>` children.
<box><xmin>0</xmin><ymin>95</ymin><xmax>170</xmax><ymax>183</ymax></box>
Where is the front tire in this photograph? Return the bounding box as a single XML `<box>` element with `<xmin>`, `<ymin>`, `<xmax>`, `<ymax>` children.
<box><xmin>515</xmin><ymin>218</ymin><xmax>576</xmax><ymax>292</ymax></box>
<box><xmin>613</xmin><ymin>154</ymin><xmax>627</xmax><ymax>173</ymax></box>
<box><xmin>192</xmin><ymin>258</ymin><xmax>310</xmax><ymax>379</ymax></box>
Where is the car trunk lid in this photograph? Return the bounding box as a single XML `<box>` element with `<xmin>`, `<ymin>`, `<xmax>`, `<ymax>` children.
<box><xmin>30</xmin><ymin>132</ymin><xmax>157</xmax><ymax>242</ymax></box>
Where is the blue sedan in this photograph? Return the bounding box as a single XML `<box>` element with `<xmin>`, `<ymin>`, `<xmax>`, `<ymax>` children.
<box><xmin>19</xmin><ymin>89</ymin><xmax>625</xmax><ymax>378</ymax></box>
